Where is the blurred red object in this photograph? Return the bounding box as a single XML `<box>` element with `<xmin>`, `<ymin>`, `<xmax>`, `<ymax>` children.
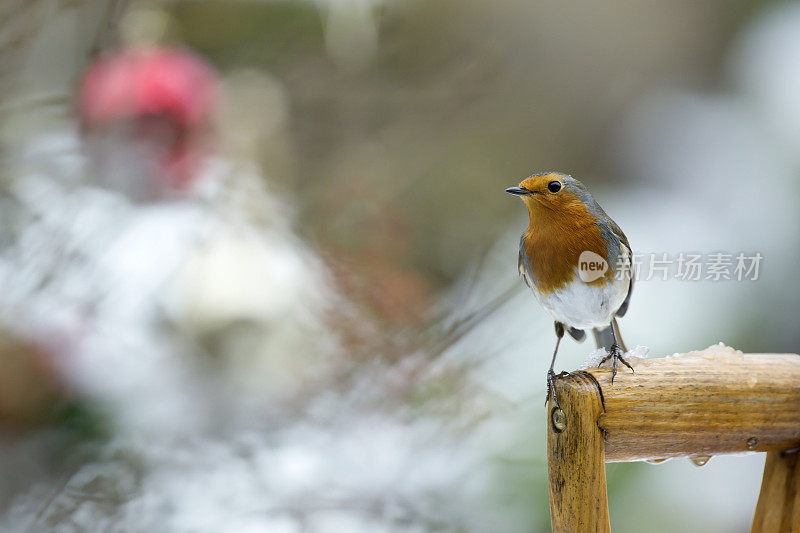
<box><xmin>78</xmin><ymin>46</ymin><xmax>219</xmax><ymax>195</ymax></box>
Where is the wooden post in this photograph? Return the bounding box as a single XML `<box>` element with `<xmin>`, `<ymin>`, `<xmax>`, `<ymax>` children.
<box><xmin>547</xmin><ymin>372</ymin><xmax>610</xmax><ymax>533</ymax></box>
<box><xmin>546</xmin><ymin>345</ymin><xmax>800</xmax><ymax>532</ymax></box>
<box><xmin>751</xmin><ymin>450</ymin><xmax>800</xmax><ymax>533</ymax></box>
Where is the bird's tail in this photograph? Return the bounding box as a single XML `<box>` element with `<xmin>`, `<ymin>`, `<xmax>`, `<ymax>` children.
<box><xmin>592</xmin><ymin>317</ymin><xmax>627</xmax><ymax>353</ymax></box>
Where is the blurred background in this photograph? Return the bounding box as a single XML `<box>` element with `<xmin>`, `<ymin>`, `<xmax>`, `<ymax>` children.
<box><xmin>0</xmin><ymin>0</ymin><xmax>798</xmax><ymax>531</ymax></box>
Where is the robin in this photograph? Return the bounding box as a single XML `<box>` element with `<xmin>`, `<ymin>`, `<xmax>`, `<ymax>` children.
<box><xmin>506</xmin><ymin>172</ymin><xmax>634</xmax><ymax>406</ymax></box>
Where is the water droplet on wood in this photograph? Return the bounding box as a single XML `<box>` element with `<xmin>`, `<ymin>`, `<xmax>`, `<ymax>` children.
<box><xmin>551</xmin><ymin>407</ymin><xmax>566</xmax><ymax>433</ymax></box>
<box><xmin>689</xmin><ymin>455</ymin><xmax>712</xmax><ymax>467</ymax></box>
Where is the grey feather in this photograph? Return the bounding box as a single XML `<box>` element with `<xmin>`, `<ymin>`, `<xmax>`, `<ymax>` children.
<box><xmin>568</xmin><ymin>327</ymin><xmax>586</xmax><ymax>342</ymax></box>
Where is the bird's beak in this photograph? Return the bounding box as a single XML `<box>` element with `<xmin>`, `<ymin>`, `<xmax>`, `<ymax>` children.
<box><xmin>505</xmin><ymin>186</ymin><xmax>531</xmax><ymax>196</ymax></box>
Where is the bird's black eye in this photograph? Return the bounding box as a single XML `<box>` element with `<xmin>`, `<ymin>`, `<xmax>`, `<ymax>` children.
<box><xmin>547</xmin><ymin>181</ymin><xmax>562</xmax><ymax>193</ymax></box>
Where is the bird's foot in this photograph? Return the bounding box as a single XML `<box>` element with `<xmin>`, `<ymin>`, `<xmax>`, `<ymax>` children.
<box><xmin>545</xmin><ymin>369</ymin><xmax>570</xmax><ymax>408</ymax></box>
<box><xmin>598</xmin><ymin>344</ymin><xmax>634</xmax><ymax>383</ymax></box>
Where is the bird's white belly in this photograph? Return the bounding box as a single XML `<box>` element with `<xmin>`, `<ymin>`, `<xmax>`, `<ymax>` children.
<box><xmin>532</xmin><ymin>272</ymin><xmax>628</xmax><ymax>329</ymax></box>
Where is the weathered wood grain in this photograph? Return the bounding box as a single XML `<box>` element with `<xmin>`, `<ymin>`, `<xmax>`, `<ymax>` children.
<box><xmin>583</xmin><ymin>345</ymin><xmax>800</xmax><ymax>462</ymax></box>
<box><xmin>547</xmin><ymin>371</ymin><xmax>610</xmax><ymax>533</ymax></box>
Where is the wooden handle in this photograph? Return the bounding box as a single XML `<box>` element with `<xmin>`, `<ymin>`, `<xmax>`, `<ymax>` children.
<box><xmin>547</xmin><ymin>372</ymin><xmax>610</xmax><ymax>533</ymax></box>
<box><xmin>583</xmin><ymin>345</ymin><xmax>800</xmax><ymax>462</ymax></box>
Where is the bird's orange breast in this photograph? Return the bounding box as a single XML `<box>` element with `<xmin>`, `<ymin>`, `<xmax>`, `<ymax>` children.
<box><xmin>522</xmin><ymin>195</ymin><xmax>611</xmax><ymax>294</ymax></box>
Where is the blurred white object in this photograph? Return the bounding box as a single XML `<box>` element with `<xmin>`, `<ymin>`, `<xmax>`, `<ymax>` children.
<box><xmin>167</xmin><ymin>160</ymin><xmax>341</xmax><ymax>403</ymax></box>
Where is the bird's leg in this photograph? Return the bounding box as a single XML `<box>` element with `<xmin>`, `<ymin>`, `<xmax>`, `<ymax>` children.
<box><xmin>547</xmin><ymin>322</ymin><xmax>565</xmax><ymax>408</ymax></box>
<box><xmin>598</xmin><ymin>319</ymin><xmax>634</xmax><ymax>383</ymax></box>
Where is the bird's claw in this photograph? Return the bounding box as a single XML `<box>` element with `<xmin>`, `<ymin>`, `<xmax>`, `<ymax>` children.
<box><xmin>598</xmin><ymin>343</ymin><xmax>634</xmax><ymax>383</ymax></box>
<box><xmin>545</xmin><ymin>370</ymin><xmax>570</xmax><ymax>408</ymax></box>
<box><xmin>546</xmin><ymin>370</ymin><xmax>557</xmax><ymax>408</ymax></box>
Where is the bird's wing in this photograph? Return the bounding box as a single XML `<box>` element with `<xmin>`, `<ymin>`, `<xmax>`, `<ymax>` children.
<box><xmin>594</xmin><ymin>205</ymin><xmax>633</xmax><ymax>317</ymax></box>
<box><xmin>611</xmin><ymin>223</ymin><xmax>633</xmax><ymax>318</ymax></box>
<box><xmin>616</xmin><ymin>269</ymin><xmax>633</xmax><ymax>317</ymax></box>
